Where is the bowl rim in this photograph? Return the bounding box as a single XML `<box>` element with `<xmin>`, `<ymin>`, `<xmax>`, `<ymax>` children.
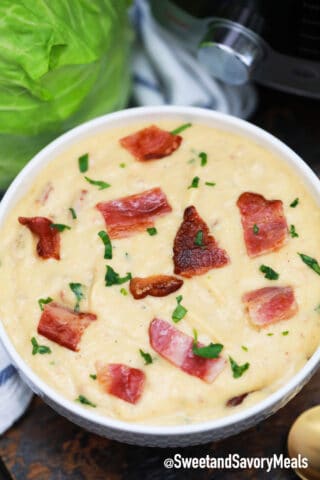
<box><xmin>0</xmin><ymin>105</ymin><xmax>319</xmax><ymax>437</ymax></box>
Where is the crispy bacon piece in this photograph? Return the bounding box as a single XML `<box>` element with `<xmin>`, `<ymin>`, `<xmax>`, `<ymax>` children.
<box><xmin>237</xmin><ymin>192</ymin><xmax>288</xmax><ymax>257</ymax></box>
<box><xmin>38</xmin><ymin>302</ymin><xmax>97</xmax><ymax>351</ymax></box>
<box><xmin>226</xmin><ymin>392</ymin><xmax>250</xmax><ymax>407</ymax></box>
<box><xmin>242</xmin><ymin>286</ymin><xmax>298</xmax><ymax>327</ymax></box>
<box><xmin>96</xmin><ymin>187</ymin><xmax>172</xmax><ymax>239</ymax></box>
<box><xmin>96</xmin><ymin>363</ymin><xmax>145</xmax><ymax>404</ymax></box>
<box><xmin>130</xmin><ymin>275</ymin><xmax>183</xmax><ymax>299</ymax></box>
<box><xmin>173</xmin><ymin>206</ymin><xmax>229</xmax><ymax>278</ymax></box>
<box><xmin>18</xmin><ymin>216</ymin><xmax>60</xmax><ymax>260</ymax></box>
<box><xmin>120</xmin><ymin>125</ymin><xmax>182</xmax><ymax>161</ymax></box>
<box><xmin>149</xmin><ymin>318</ymin><xmax>226</xmax><ymax>383</ymax></box>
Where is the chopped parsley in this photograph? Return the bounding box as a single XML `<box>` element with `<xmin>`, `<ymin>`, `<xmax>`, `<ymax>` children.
<box><xmin>139</xmin><ymin>349</ymin><xmax>153</xmax><ymax>365</ymax></box>
<box><xmin>282</xmin><ymin>330</ymin><xmax>289</xmax><ymax>336</ymax></box>
<box><xmin>105</xmin><ymin>266</ymin><xmax>132</xmax><ymax>287</ymax></box>
<box><xmin>78</xmin><ymin>153</ymin><xmax>89</xmax><ymax>173</ymax></box>
<box><xmin>172</xmin><ymin>295</ymin><xmax>188</xmax><ymax>323</ymax></box>
<box><xmin>194</xmin><ymin>230</ymin><xmax>204</xmax><ymax>246</ymax></box>
<box><xmin>267</xmin><ymin>333</ymin><xmax>274</xmax><ymax>336</ymax></box>
<box><xmin>98</xmin><ymin>230</ymin><xmax>112</xmax><ymax>259</ymax></box>
<box><xmin>69</xmin><ymin>207</ymin><xmax>77</xmax><ymax>219</ymax></box>
<box><xmin>188</xmin><ymin>176</ymin><xmax>200</xmax><ymax>189</ymax></box>
<box><xmin>50</xmin><ymin>223</ymin><xmax>71</xmax><ymax>232</ymax></box>
<box><xmin>31</xmin><ymin>337</ymin><xmax>51</xmax><ymax>355</ymax></box>
<box><xmin>119</xmin><ymin>163</ymin><xmax>126</xmax><ymax>168</ymax></box>
<box><xmin>84</xmin><ymin>176</ymin><xmax>111</xmax><ymax>190</ymax></box>
<box><xmin>170</xmin><ymin>123</ymin><xmax>192</xmax><ymax>135</ymax></box>
<box><xmin>229</xmin><ymin>356</ymin><xmax>250</xmax><ymax>378</ymax></box>
<box><xmin>146</xmin><ymin>227</ymin><xmax>157</xmax><ymax>236</ymax></box>
<box><xmin>289</xmin><ymin>225</ymin><xmax>299</xmax><ymax>238</ymax></box>
<box><xmin>290</xmin><ymin>197</ymin><xmax>299</xmax><ymax>208</ymax></box>
<box><xmin>315</xmin><ymin>304</ymin><xmax>320</xmax><ymax>313</ymax></box>
<box><xmin>38</xmin><ymin>297</ymin><xmax>53</xmax><ymax>311</ymax></box>
<box><xmin>89</xmin><ymin>374</ymin><xmax>97</xmax><ymax>380</ymax></box>
<box><xmin>69</xmin><ymin>283</ymin><xmax>84</xmax><ymax>312</ymax></box>
<box><xmin>199</xmin><ymin>152</ymin><xmax>207</xmax><ymax>166</ymax></box>
<box><xmin>76</xmin><ymin>395</ymin><xmax>96</xmax><ymax>408</ymax></box>
<box><xmin>253</xmin><ymin>224</ymin><xmax>259</xmax><ymax>235</ymax></box>
<box><xmin>192</xmin><ymin>330</ymin><xmax>223</xmax><ymax>358</ymax></box>
<box><xmin>120</xmin><ymin>287</ymin><xmax>128</xmax><ymax>296</ymax></box>
<box><xmin>259</xmin><ymin>264</ymin><xmax>279</xmax><ymax>280</ymax></box>
<box><xmin>205</xmin><ymin>181</ymin><xmax>216</xmax><ymax>187</ymax></box>
<box><xmin>298</xmin><ymin>253</ymin><xmax>320</xmax><ymax>275</ymax></box>
<box><xmin>241</xmin><ymin>345</ymin><xmax>248</xmax><ymax>352</ymax></box>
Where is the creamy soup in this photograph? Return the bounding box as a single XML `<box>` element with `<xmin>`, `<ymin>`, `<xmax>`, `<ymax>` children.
<box><xmin>1</xmin><ymin>120</ymin><xmax>320</xmax><ymax>426</ymax></box>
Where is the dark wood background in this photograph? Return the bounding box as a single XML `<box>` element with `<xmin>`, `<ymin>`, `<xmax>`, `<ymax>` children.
<box><xmin>0</xmin><ymin>86</ymin><xmax>319</xmax><ymax>479</ymax></box>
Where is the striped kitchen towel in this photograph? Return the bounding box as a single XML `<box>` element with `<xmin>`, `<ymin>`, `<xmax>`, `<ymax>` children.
<box><xmin>131</xmin><ymin>0</ymin><xmax>257</xmax><ymax>119</ymax></box>
<box><xmin>0</xmin><ymin>345</ymin><xmax>32</xmax><ymax>434</ymax></box>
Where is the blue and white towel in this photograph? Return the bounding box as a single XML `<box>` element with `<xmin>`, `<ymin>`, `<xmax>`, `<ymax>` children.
<box><xmin>0</xmin><ymin>0</ymin><xmax>258</xmax><ymax>436</ymax></box>
<box><xmin>0</xmin><ymin>347</ymin><xmax>32</xmax><ymax>434</ymax></box>
<box><xmin>131</xmin><ymin>0</ymin><xmax>257</xmax><ymax>119</ymax></box>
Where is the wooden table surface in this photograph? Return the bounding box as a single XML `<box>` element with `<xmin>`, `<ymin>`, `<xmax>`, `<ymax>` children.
<box><xmin>0</xmin><ymin>87</ymin><xmax>319</xmax><ymax>479</ymax></box>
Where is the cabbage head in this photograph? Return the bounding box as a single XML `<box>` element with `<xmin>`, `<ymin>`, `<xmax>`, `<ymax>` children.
<box><xmin>0</xmin><ymin>0</ymin><xmax>132</xmax><ymax>188</ymax></box>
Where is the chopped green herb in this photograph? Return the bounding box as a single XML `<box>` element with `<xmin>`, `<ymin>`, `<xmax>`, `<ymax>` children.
<box><xmin>139</xmin><ymin>349</ymin><xmax>153</xmax><ymax>365</ymax></box>
<box><xmin>69</xmin><ymin>207</ymin><xmax>77</xmax><ymax>219</ymax></box>
<box><xmin>205</xmin><ymin>181</ymin><xmax>216</xmax><ymax>187</ymax></box>
<box><xmin>76</xmin><ymin>395</ymin><xmax>96</xmax><ymax>408</ymax></box>
<box><xmin>38</xmin><ymin>297</ymin><xmax>53</xmax><ymax>311</ymax></box>
<box><xmin>69</xmin><ymin>283</ymin><xmax>84</xmax><ymax>312</ymax></box>
<box><xmin>120</xmin><ymin>287</ymin><xmax>128</xmax><ymax>296</ymax></box>
<box><xmin>229</xmin><ymin>356</ymin><xmax>250</xmax><ymax>379</ymax></box>
<box><xmin>98</xmin><ymin>230</ymin><xmax>112</xmax><ymax>259</ymax></box>
<box><xmin>289</xmin><ymin>225</ymin><xmax>299</xmax><ymax>238</ymax></box>
<box><xmin>314</xmin><ymin>304</ymin><xmax>320</xmax><ymax>313</ymax></box>
<box><xmin>84</xmin><ymin>176</ymin><xmax>111</xmax><ymax>190</ymax></box>
<box><xmin>259</xmin><ymin>264</ymin><xmax>279</xmax><ymax>280</ymax></box>
<box><xmin>105</xmin><ymin>266</ymin><xmax>132</xmax><ymax>287</ymax></box>
<box><xmin>89</xmin><ymin>374</ymin><xmax>97</xmax><ymax>380</ymax></box>
<box><xmin>170</xmin><ymin>123</ymin><xmax>192</xmax><ymax>135</ymax></box>
<box><xmin>199</xmin><ymin>152</ymin><xmax>207</xmax><ymax>166</ymax></box>
<box><xmin>282</xmin><ymin>330</ymin><xmax>289</xmax><ymax>336</ymax></box>
<box><xmin>188</xmin><ymin>176</ymin><xmax>200</xmax><ymax>189</ymax></box>
<box><xmin>50</xmin><ymin>223</ymin><xmax>71</xmax><ymax>232</ymax></box>
<box><xmin>253</xmin><ymin>224</ymin><xmax>259</xmax><ymax>235</ymax></box>
<box><xmin>31</xmin><ymin>337</ymin><xmax>51</xmax><ymax>355</ymax></box>
<box><xmin>298</xmin><ymin>253</ymin><xmax>320</xmax><ymax>275</ymax></box>
<box><xmin>267</xmin><ymin>333</ymin><xmax>274</xmax><ymax>336</ymax></box>
<box><xmin>194</xmin><ymin>230</ymin><xmax>204</xmax><ymax>246</ymax></box>
<box><xmin>192</xmin><ymin>330</ymin><xmax>223</xmax><ymax>358</ymax></box>
<box><xmin>241</xmin><ymin>345</ymin><xmax>248</xmax><ymax>352</ymax></box>
<box><xmin>172</xmin><ymin>295</ymin><xmax>188</xmax><ymax>323</ymax></box>
<box><xmin>119</xmin><ymin>163</ymin><xmax>126</xmax><ymax>168</ymax></box>
<box><xmin>290</xmin><ymin>197</ymin><xmax>299</xmax><ymax>208</ymax></box>
<box><xmin>78</xmin><ymin>153</ymin><xmax>89</xmax><ymax>173</ymax></box>
<box><xmin>146</xmin><ymin>227</ymin><xmax>157</xmax><ymax>236</ymax></box>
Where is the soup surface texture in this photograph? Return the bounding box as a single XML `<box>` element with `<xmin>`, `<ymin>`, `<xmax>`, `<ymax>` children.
<box><xmin>1</xmin><ymin>120</ymin><xmax>320</xmax><ymax>425</ymax></box>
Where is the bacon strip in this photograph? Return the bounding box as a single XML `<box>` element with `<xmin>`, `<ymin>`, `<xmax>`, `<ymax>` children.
<box><xmin>173</xmin><ymin>206</ymin><xmax>229</xmax><ymax>278</ymax></box>
<box><xmin>130</xmin><ymin>275</ymin><xmax>183</xmax><ymax>299</ymax></box>
<box><xmin>237</xmin><ymin>192</ymin><xmax>288</xmax><ymax>257</ymax></box>
<box><xmin>120</xmin><ymin>125</ymin><xmax>182</xmax><ymax>161</ymax></box>
<box><xmin>242</xmin><ymin>286</ymin><xmax>298</xmax><ymax>327</ymax></box>
<box><xmin>96</xmin><ymin>363</ymin><xmax>145</xmax><ymax>404</ymax></box>
<box><xmin>226</xmin><ymin>392</ymin><xmax>250</xmax><ymax>407</ymax></box>
<box><xmin>96</xmin><ymin>187</ymin><xmax>172</xmax><ymax>239</ymax></box>
<box><xmin>38</xmin><ymin>302</ymin><xmax>97</xmax><ymax>351</ymax></box>
<box><xmin>149</xmin><ymin>318</ymin><xmax>226</xmax><ymax>383</ymax></box>
<box><xmin>18</xmin><ymin>216</ymin><xmax>60</xmax><ymax>260</ymax></box>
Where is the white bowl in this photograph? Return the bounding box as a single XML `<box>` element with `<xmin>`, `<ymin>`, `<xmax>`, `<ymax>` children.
<box><xmin>0</xmin><ymin>106</ymin><xmax>319</xmax><ymax>447</ymax></box>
